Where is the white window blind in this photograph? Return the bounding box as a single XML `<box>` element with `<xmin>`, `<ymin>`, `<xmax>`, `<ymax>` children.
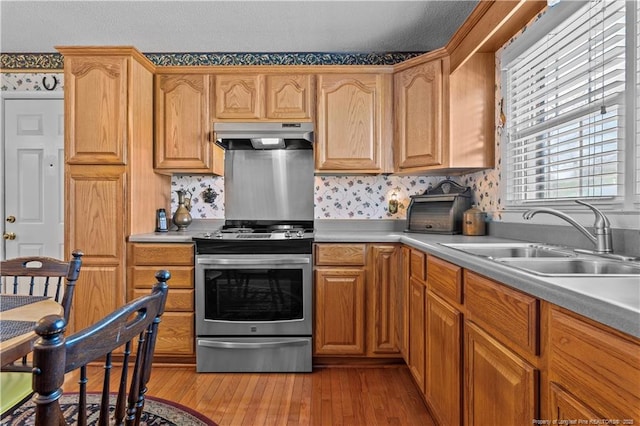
<box><xmin>504</xmin><ymin>0</ymin><xmax>626</xmax><ymax>204</ymax></box>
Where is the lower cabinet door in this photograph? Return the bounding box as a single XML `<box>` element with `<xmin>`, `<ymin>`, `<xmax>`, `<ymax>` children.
<box><xmin>408</xmin><ymin>277</ymin><xmax>426</xmax><ymax>393</ymax></box>
<box><xmin>314</xmin><ymin>268</ymin><xmax>366</xmax><ymax>355</ymax></box>
<box><xmin>549</xmin><ymin>382</ymin><xmax>602</xmax><ymax>421</ymax></box>
<box><xmin>426</xmin><ymin>292</ymin><xmax>462</xmax><ymax>426</ymax></box>
<box><xmin>464</xmin><ymin>321</ymin><xmax>537</xmax><ymax>425</ymax></box>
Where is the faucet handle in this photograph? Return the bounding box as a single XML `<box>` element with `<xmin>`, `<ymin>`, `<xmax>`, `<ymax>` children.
<box><xmin>575</xmin><ymin>200</ymin><xmax>610</xmax><ymax>229</ymax></box>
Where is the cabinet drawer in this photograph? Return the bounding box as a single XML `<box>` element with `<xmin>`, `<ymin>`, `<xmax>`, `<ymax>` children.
<box><xmin>549</xmin><ymin>307</ymin><xmax>640</xmax><ymax>419</ymax></box>
<box><xmin>315</xmin><ymin>244</ymin><xmax>366</xmax><ymax>266</ymax></box>
<box><xmin>129</xmin><ymin>243</ymin><xmax>194</xmax><ymax>265</ymax></box>
<box><xmin>464</xmin><ymin>270</ymin><xmax>538</xmax><ymax>355</ymax></box>
<box><xmin>131</xmin><ymin>266</ymin><xmax>193</xmax><ymax>289</ymax></box>
<box><xmin>155</xmin><ymin>312</ymin><xmax>194</xmax><ymax>355</ymax></box>
<box><xmin>410</xmin><ymin>249</ymin><xmax>426</xmax><ymax>282</ymax></box>
<box><xmin>427</xmin><ymin>255</ymin><xmax>462</xmax><ymax>304</ymax></box>
<box><xmin>133</xmin><ymin>288</ymin><xmax>194</xmax><ymax>311</ymax></box>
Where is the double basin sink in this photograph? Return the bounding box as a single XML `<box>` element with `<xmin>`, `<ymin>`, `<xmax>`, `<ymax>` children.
<box><xmin>441</xmin><ymin>243</ymin><xmax>640</xmax><ymax>277</ymax></box>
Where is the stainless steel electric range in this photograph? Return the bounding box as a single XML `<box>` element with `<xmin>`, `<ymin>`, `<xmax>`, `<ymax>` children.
<box><xmin>194</xmin><ymin>221</ymin><xmax>314</xmax><ymax>373</ymax></box>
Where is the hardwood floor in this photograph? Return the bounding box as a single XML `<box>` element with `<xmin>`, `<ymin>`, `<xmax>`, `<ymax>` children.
<box><xmin>64</xmin><ymin>364</ymin><xmax>436</xmax><ymax>426</ymax></box>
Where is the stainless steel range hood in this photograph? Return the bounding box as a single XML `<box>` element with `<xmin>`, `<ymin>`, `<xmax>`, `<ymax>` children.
<box><xmin>214</xmin><ymin>122</ymin><xmax>314</xmax><ymax>150</ymax></box>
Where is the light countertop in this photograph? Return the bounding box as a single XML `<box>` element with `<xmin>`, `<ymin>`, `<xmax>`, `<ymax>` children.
<box><xmin>130</xmin><ymin>220</ymin><xmax>640</xmax><ymax>338</ymax></box>
<box><xmin>315</xmin><ymin>230</ymin><xmax>640</xmax><ymax>339</ymax></box>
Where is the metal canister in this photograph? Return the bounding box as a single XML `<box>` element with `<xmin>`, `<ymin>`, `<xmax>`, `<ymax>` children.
<box><xmin>463</xmin><ymin>205</ymin><xmax>486</xmax><ymax>236</ymax></box>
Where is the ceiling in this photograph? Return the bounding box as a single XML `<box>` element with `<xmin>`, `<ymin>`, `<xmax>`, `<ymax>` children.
<box><xmin>0</xmin><ymin>1</ymin><xmax>478</xmax><ymax>54</ymax></box>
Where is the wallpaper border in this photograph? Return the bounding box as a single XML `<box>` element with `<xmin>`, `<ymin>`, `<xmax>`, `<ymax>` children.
<box><xmin>1</xmin><ymin>51</ymin><xmax>424</xmax><ymax>70</ymax></box>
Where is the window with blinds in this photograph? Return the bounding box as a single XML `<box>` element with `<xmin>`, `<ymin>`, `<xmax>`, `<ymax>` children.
<box><xmin>503</xmin><ymin>0</ymin><xmax>629</xmax><ymax>205</ymax></box>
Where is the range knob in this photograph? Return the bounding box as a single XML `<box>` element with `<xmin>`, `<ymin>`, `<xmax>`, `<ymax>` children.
<box><xmin>296</xmin><ymin>230</ymin><xmax>304</xmax><ymax>238</ymax></box>
<box><xmin>284</xmin><ymin>231</ymin><xmax>292</xmax><ymax>238</ymax></box>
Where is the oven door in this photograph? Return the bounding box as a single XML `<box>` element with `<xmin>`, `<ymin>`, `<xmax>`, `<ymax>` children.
<box><xmin>195</xmin><ymin>254</ymin><xmax>312</xmax><ymax>336</ymax></box>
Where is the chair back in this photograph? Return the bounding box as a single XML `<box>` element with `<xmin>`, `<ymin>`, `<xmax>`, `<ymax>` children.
<box><xmin>31</xmin><ymin>270</ymin><xmax>170</xmax><ymax>426</ymax></box>
<box><xmin>1</xmin><ymin>250</ymin><xmax>83</xmax><ymax>322</ymax></box>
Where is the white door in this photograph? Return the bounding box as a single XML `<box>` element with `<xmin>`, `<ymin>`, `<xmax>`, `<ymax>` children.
<box><xmin>2</xmin><ymin>95</ymin><xmax>64</xmax><ymax>261</ymax></box>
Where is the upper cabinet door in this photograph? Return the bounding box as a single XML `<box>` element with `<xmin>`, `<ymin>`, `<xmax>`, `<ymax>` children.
<box><xmin>316</xmin><ymin>73</ymin><xmax>392</xmax><ymax>173</ymax></box>
<box><xmin>65</xmin><ymin>56</ymin><xmax>128</xmax><ymax>164</ymax></box>
<box><xmin>394</xmin><ymin>59</ymin><xmax>444</xmax><ymax>170</ymax></box>
<box><xmin>154</xmin><ymin>73</ymin><xmax>213</xmax><ymax>172</ymax></box>
<box><xmin>214</xmin><ymin>74</ymin><xmax>263</xmax><ymax>119</ymax></box>
<box><xmin>265</xmin><ymin>74</ymin><xmax>314</xmax><ymax>120</ymax></box>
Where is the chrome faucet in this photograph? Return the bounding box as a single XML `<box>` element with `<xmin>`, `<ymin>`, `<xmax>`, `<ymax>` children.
<box><xmin>522</xmin><ymin>200</ymin><xmax>613</xmax><ymax>254</ymax></box>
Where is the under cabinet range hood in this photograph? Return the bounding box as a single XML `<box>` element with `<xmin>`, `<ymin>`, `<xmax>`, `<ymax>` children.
<box><xmin>214</xmin><ymin>122</ymin><xmax>314</xmax><ymax>150</ymax></box>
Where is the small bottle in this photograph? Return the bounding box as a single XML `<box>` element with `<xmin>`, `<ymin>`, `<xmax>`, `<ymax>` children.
<box><xmin>156</xmin><ymin>208</ymin><xmax>168</xmax><ymax>232</ymax></box>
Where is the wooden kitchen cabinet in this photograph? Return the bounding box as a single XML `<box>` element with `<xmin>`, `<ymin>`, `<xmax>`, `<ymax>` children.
<box><xmin>426</xmin><ymin>255</ymin><xmax>463</xmax><ymax>426</ymax></box>
<box><xmin>394</xmin><ymin>58</ymin><xmax>444</xmax><ymax>170</ymax></box>
<box><xmin>154</xmin><ymin>73</ymin><xmax>224</xmax><ymax>174</ymax></box>
<box><xmin>408</xmin><ymin>275</ymin><xmax>427</xmax><ymax>393</ymax></box>
<box><xmin>393</xmin><ymin>52</ymin><xmax>494</xmax><ymax>175</ymax></box>
<box><xmin>314</xmin><ymin>268</ymin><xmax>366</xmax><ymax>355</ymax></box>
<box><xmin>315</xmin><ymin>73</ymin><xmax>393</xmax><ymax>173</ymax></box>
<box><xmin>264</xmin><ymin>74</ymin><xmax>315</xmax><ymax>120</ymax></box>
<box><xmin>64</xmin><ymin>54</ymin><xmax>128</xmax><ymax>165</ymax></box>
<box><xmin>59</xmin><ymin>46</ymin><xmax>170</xmax><ymax>334</ymax></box>
<box><xmin>463</xmin><ymin>270</ymin><xmax>539</xmax><ymax>425</ymax></box>
<box><xmin>395</xmin><ymin>246</ymin><xmax>411</xmax><ymax>360</ymax></box>
<box><xmin>547</xmin><ymin>307</ymin><xmax>640</xmax><ymax>422</ymax></box>
<box><xmin>314</xmin><ymin>244</ymin><xmax>367</xmax><ymax>356</ymax></box>
<box><xmin>128</xmin><ymin>242</ymin><xmax>195</xmax><ymax>359</ymax></box>
<box><xmin>314</xmin><ymin>243</ymin><xmax>401</xmax><ymax>358</ymax></box>
<box><xmin>427</xmin><ymin>292</ymin><xmax>462</xmax><ymax>425</ymax></box>
<box><xmin>214</xmin><ymin>74</ymin><xmax>262</xmax><ymax>120</ymax></box>
<box><xmin>403</xmin><ymin>247</ymin><xmax>427</xmax><ymax>393</ymax></box>
<box><xmin>367</xmin><ymin>244</ymin><xmax>400</xmax><ymax>356</ymax></box>
<box><xmin>447</xmin><ymin>53</ymin><xmax>495</xmax><ymax>172</ymax></box>
<box><xmin>392</xmin><ymin>246</ymin><xmax>638</xmax><ymax>425</ymax></box>
<box><xmin>214</xmin><ymin>73</ymin><xmax>314</xmax><ymax>121</ymax></box>
<box><xmin>464</xmin><ymin>321</ymin><xmax>537</xmax><ymax>426</ymax></box>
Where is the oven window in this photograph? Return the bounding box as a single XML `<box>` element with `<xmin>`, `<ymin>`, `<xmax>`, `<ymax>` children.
<box><xmin>203</xmin><ymin>269</ymin><xmax>304</xmax><ymax>321</ymax></box>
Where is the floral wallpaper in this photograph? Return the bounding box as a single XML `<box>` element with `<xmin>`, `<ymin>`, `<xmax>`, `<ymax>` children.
<box><xmin>1</xmin><ymin>73</ymin><xmax>64</xmax><ymax>91</ymax></box>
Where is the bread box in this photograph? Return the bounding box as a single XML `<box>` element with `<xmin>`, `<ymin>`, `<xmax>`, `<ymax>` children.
<box><xmin>405</xmin><ymin>180</ymin><xmax>472</xmax><ymax>234</ymax></box>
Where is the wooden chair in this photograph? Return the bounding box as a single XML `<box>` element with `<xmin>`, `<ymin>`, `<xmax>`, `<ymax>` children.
<box><xmin>1</xmin><ymin>250</ymin><xmax>84</xmax><ymax>323</ymax></box>
<box><xmin>30</xmin><ymin>270</ymin><xmax>170</xmax><ymax>426</ymax></box>
<box><xmin>0</xmin><ymin>251</ymin><xmax>84</xmax><ymax>418</ymax></box>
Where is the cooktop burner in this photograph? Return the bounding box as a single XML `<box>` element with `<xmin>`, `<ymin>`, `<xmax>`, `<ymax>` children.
<box><xmin>193</xmin><ymin>220</ymin><xmax>314</xmax><ymax>255</ymax></box>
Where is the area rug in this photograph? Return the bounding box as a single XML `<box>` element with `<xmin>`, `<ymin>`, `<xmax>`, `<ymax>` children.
<box><xmin>1</xmin><ymin>393</ymin><xmax>217</xmax><ymax>426</ymax></box>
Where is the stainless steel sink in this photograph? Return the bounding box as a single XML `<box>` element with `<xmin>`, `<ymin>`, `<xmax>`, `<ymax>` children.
<box><xmin>497</xmin><ymin>258</ymin><xmax>640</xmax><ymax>276</ymax></box>
<box><xmin>442</xmin><ymin>243</ymin><xmax>574</xmax><ymax>259</ymax></box>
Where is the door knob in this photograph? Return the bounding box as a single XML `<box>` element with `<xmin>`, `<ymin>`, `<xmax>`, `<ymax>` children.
<box><xmin>3</xmin><ymin>232</ymin><xmax>16</xmax><ymax>240</ymax></box>
<box><xmin>6</xmin><ymin>216</ymin><xmax>15</xmax><ymax>223</ymax></box>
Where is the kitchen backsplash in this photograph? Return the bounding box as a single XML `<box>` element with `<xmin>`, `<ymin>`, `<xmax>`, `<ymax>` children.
<box><xmin>171</xmin><ymin>169</ymin><xmax>502</xmax><ymax>221</ymax></box>
<box><xmin>2</xmin><ymin>71</ymin><xmax>503</xmax><ymax>221</ymax></box>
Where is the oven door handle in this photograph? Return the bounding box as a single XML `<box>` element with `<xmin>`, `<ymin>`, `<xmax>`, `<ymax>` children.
<box><xmin>198</xmin><ymin>339</ymin><xmax>309</xmax><ymax>350</ymax></box>
<box><xmin>197</xmin><ymin>257</ymin><xmax>310</xmax><ymax>266</ymax></box>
